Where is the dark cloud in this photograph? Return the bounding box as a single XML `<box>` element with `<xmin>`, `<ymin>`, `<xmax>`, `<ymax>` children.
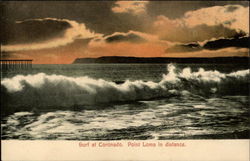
<box><xmin>105</xmin><ymin>33</ymin><xmax>146</xmax><ymax>43</ymax></box>
<box><xmin>1</xmin><ymin>1</ymin><xmax>146</xmax><ymax>35</ymax></box>
<box><xmin>166</xmin><ymin>36</ymin><xmax>250</xmax><ymax>53</ymax></box>
<box><xmin>3</xmin><ymin>1</ymin><xmax>248</xmax><ymax>36</ymax></box>
<box><xmin>203</xmin><ymin>37</ymin><xmax>250</xmax><ymax>50</ymax></box>
<box><xmin>165</xmin><ymin>43</ymin><xmax>202</xmax><ymax>53</ymax></box>
<box><xmin>1</xmin><ymin>1</ymin><xmax>249</xmax><ymax>61</ymax></box>
<box><xmin>2</xmin><ymin>19</ymin><xmax>71</xmax><ymax>45</ymax></box>
<box><xmin>2</xmin><ymin>18</ymin><xmax>99</xmax><ymax>52</ymax></box>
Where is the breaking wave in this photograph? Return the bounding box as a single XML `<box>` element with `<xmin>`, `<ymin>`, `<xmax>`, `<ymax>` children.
<box><xmin>1</xmin><ymin>64</ymin><xmax>249</xmax><ymax>111</ymax></box>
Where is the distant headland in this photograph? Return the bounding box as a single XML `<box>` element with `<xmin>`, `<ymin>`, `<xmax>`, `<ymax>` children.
<box><xmin>73</xmin><ymin>56</ymin><xmax>249</xmax><ymax>64</ymax></box>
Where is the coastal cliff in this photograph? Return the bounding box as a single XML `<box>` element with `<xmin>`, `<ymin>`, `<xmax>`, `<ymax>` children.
<box><xmin>73</xmin><ymin>56</ymin><xmax>249</xmax><ymax>64</ymax></box>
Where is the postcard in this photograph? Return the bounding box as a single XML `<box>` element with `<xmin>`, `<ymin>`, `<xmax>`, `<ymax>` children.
<box><xmin>1</xmin><ymin>0</ymin><xmax>249</xmax><ymax>161</ymax></box>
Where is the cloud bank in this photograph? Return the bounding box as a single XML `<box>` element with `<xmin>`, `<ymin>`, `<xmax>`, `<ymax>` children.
<box><xmin>2</xmin><ymin>18</ymin><xmax>101</xmax><ymax>52</ymax></box>
<box><xmin>153</xmin><ymin>5</ymin><xmax>249</xmax><ymax>43</ymax></box>
<box><xmin>183</xmin><ymin>5</ymin><xmax>249</xmax><ymax>34</ymax></box>
<box><xmin>166</xmin><ymin>37</ymin><xmax>250</xmax><ymax>53</ymax></box>
<box><xmin>104</xmin><ymin>31</ymin><xmax>147</xmax><ymax>43</ymax></box>
<box><xmin>89</xmin><ymin>30</ymin><xmax>160</xmax><ymax>46</ymax></box>
<box><xmin>86</xmin><ymin>30</ymin><xmax>168</xmax><ymax>58</ymax></box>
<box><xmin>2</xmin><ymin>3</ymin><xmax>248</xmax><ymax>63</ymax></box>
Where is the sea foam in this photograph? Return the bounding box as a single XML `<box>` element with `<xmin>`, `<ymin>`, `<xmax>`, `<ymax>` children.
<box><xmin>1</xmin><ymin>64</ymin><xmax>249</xmax><ymax>110</ymax></box>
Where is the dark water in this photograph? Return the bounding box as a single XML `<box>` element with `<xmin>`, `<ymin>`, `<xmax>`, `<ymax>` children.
<box><xmin>1</xmin><ymin>63</ymin><xmax>249</xmax><ymax>140</ymax></box>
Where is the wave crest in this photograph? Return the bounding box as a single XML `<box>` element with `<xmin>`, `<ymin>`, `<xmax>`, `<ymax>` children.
<box><xmin>1</xmin><ymin>64</ymin><xmax>249</xmax><ymax>111</ymax></box>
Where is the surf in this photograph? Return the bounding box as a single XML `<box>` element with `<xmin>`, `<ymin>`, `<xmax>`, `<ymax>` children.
<box><xmin>1</xmin><ymin>64</ymin><xmax>249</xmax><ymax>113</ymax></box>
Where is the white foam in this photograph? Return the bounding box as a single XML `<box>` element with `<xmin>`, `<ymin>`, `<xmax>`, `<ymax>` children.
<box><xmin>1</xmin><ymin>64</ymin><xmax>249</xmax><ymax>108</ymax></box>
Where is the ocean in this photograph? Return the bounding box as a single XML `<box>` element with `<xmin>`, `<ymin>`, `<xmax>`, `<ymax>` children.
<box><xmin>1</xmin><ymin>63</ymin><xmax>249</xmax><ymax>140</ymax></box>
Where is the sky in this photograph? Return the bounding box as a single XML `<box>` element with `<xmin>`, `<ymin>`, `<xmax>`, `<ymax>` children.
<box><xmin>1</xmin><ymin>0</ymin><xmax>249</xmax><ymax>64</ymax></box>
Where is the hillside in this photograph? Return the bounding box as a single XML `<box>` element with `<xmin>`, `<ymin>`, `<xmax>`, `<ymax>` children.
<box><xmin>73</xmin><ymin>56</ymin><xmax>249</xmax><ymax>64</ymax></box>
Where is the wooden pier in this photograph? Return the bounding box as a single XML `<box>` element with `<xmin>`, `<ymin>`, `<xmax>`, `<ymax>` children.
<box><xmin>0</xmin><ymin>59</ymin><xmax>33</xmax><ymax>70</ymax></box>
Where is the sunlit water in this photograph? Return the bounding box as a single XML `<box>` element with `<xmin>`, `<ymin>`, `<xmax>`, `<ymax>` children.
<box><xmin>1</xmin><ymin>63</ymin><xmax>249</xmax><ymax>140</ymax></box>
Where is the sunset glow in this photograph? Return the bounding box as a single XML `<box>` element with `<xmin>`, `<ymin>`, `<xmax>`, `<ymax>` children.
<box><xmin>2</xmin><ymin>1</ymin><xmax>249</xmax><ymax>64</ymax></box>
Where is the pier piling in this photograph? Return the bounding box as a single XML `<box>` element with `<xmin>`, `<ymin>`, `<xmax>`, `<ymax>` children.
<box><xmin>0</xmin><ymin>59</ymin><xmax>33</xmax><ymax>71</ymax></box>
